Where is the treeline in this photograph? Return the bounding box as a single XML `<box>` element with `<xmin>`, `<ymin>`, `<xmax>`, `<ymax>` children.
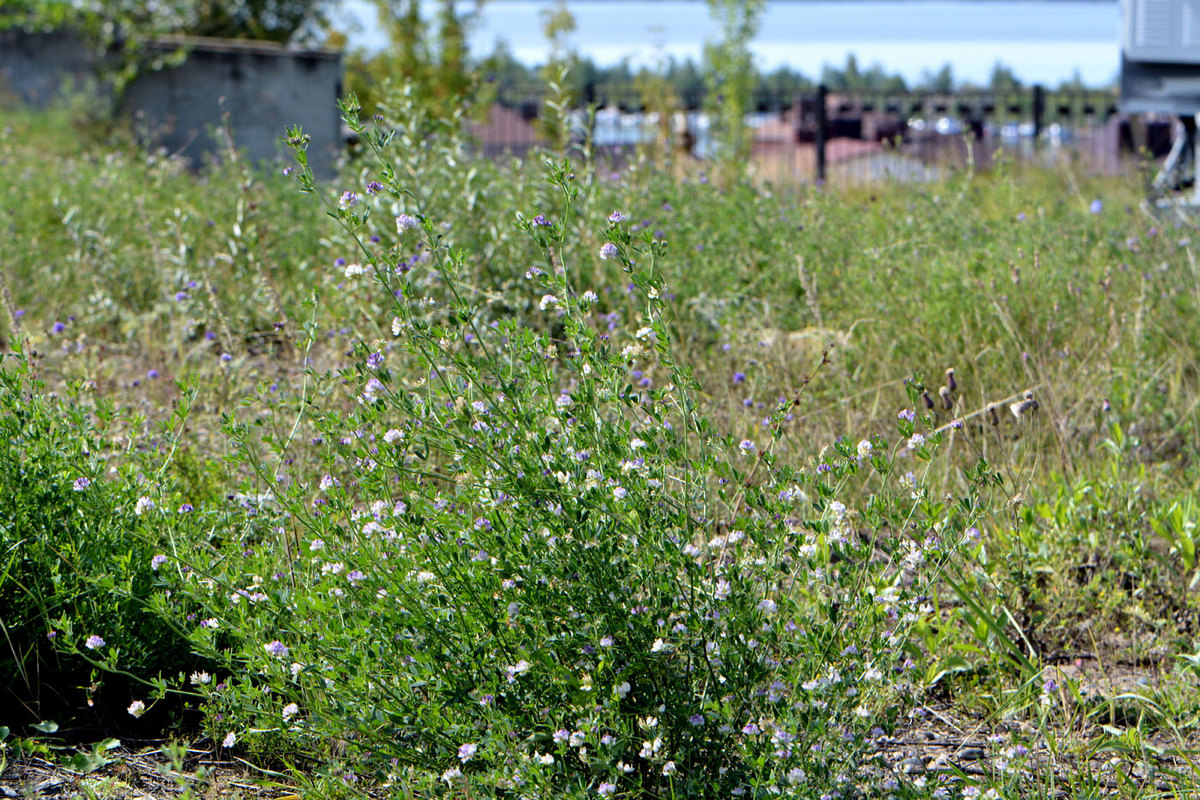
<box><xmin>465</xmin><ymin>47</ymin><xmax>1100</xmax><ymax>110</ymax></box>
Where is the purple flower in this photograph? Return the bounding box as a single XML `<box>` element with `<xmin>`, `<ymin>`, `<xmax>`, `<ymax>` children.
<box><xmin>147</xmin><ymin>369</ymin><xmax>160</xmax><ymax>379</ymax></box>
<box><xmin>1090</xmin><ymin>199</ymin><xmax>1103</xmax><ymax>214</ymax></box>
<box><xmin>264</xmin><ymin>640</ymin><xmax>289</xmax><ymax>657</ymax></box>
<box><xmin>347</xmin><ymin>570</ymin><xmax>366</xmax><ymax>584</ymax></box>
<box><xmin>738</xmin><ymin>439</ymin><xmax>756</xmax><ymax>454</ymax></box>
<box><xmin>689</xmin><ymin>714</ymin><xmax>705</xmax><ymax>727</ymax></box>
<box><xmin>175</xmin><ymin>291</ymin><xmax>189</xmax><ymax>302</ymax></box>
<box><xmin>72</xmin><ymin>477</ymin><xmax>91</xmax><ymax>491</ymax></box>
<box><xmin>338</xmin><ymin>190</ymin><xmax>358</xmax><ymax>210</ymax></box>
<box><xmin>457</xmin><ymin>742</ymin><xmax>477</xmax><ymax>762</ymax></box>
<box><xmin>395</xmin><ymin>213</ymin><xmax>419</xmax><ymax>233</ymax></box>
<box><xmin>599</xmin><ymin>242</ymin><xmax>619</xmax><ymax>260</ymax></box>
<box><xmin>151</xmin><ymin>554</ymin><xmax>168</xmax><ymax>570</ymax></box>
<box><xmin>178</xmin><ymin>503</ymin><xmax>194</xmax><ymax>514</ymax></box>
<box><xmin>608</xmin><ymin>210</ymin><xmax>626</xmax><ymax>224</ymax></box>
<box><xmin>897</xmin><ymin>408</ymin><xmax>916</xmax><ymax>423</ymax></box>
<box><xmin>733</xmin><ymin>372</ymin><xmax>746</xmax><ymax>384</ymax></box>
<box><xmin>365</xmin><ymin>180</ymin><xmax>384</xmax><ymax>195</ymax></box>
<box><xmin>51</xmin><ymin>321</ymin><xmax>66</xmax><ymax>334</ymax></box>
<box><xmin>85</xmin><ymin>634</ymin><xmax>106</xmax><ymax>649</ymax></box>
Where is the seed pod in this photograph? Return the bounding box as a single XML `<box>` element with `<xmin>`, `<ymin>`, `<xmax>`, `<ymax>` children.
<box><xmin>939</xmin><ymin>386</ymin><xmax>953</xmax><ymax>410</ymax></box>
<box><xmin>921</xmin><ymin>390</ymin><xmax>935</xmax><ymax>410</ymax></box>
<box><xmin>1010</xmin><ymin>391</ymin><xmax>1039</xmax><ymax>419</ymax></box>
<box><xmin>987</xmin><ymin>404</ymin><xmax>1000</xmax><ymax>426</ymax></box>
<box><xmin>945</xmin><ymin>368</ymin><xmax>956</xmax><ymax>393</ymax></box>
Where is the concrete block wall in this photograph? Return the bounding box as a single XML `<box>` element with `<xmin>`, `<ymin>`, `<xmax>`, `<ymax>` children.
<box><xmin>121</xmin><ymin>37</ymin><xmax>343</xmax><ymax>176</ymax></box>
<box><xmin>0</xmin><ymin>29</ymin><xmax>343</xmax><ymax>176</ymax></box>
<box><xmin>0</xmin><ymin>28</ymin><xmax>100</xmax><ymax>106</ymax></box>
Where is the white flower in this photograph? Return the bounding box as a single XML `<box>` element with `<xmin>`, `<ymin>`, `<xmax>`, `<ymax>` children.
<box><xmin>856</xmin><ymin>439</ymin><xmax>872</xmax><ymax>457</ymax></box>
<box><xmin>581</xmin><ymin>290</ymin><xmax>598</xmax><ymax>304</ymax></box>
<box><xmin>539</xmin><ymin>294</ymin><xmax>560</xmax><ymax>310</ymax></box>
<box><xmin>222</xmin><ymin>732</ymin><xmax>237</xmax><ymax>748</ymax></box>
<box><xmin>662</xmin><ymin>761</ymin><xmax>677</xmax><ymax>776</ymax></box>
<box><xmin>615</xmin><ymin>681</ymin><xmax>631</xmax><ymax>698</ymax></box>
<box><xmin>395</xmin><ymin>213</ymin><xmax>419</xmax><ymax>232</ymax></box>
<box><xmin>127</xmin><ymin>700</ymin><xmax>146</xmax><ymax>718</ymax></box>
<box><xmin>457</xmin><ymin>742</ymin><xmax>477</xmax><ymax>762</ymax></box>
<box><xmin>391</xmin><ymin>316</ymin><xmax>403</xmax><ymax>336</ymax></box>
<box><xmin>757</xmin><ymin>598</ymin><xmax>777</xmax><ymax>614</ymax></box>
<box><xmin>635</xmin><ymin>326</ymin><xmax>654</xmax><ymax>340</ymax></box>
<box><xmin>189</xmin><ymin>671</ymin><xmax>212</xmax><ymax>685</ymax></box>
<box><xmin>505</xmin><ymin>659</ymin><xmax>531</xmax><ymax>683</ymax></box>
<box><xmin>907</xmin><ymin>433</ymin><xmax>926</xmax><ymax>451</ymax></box>
<box><xmin>282</xmin><ymin>703</ymin><xmax>300</xmax><ymax>720</ymax></box>
<box><xmin>343</xmin><ymin>262</ymin><xmax>365</xmax><ymax>279</ymax></box>
<box><xmin>134</xmin><ymin>496</ymin><xmax>155</xmax><ymax>515</ymax></box>
<box><xmin>537</xmin><ymin>752</ymin><xmax>555</xmax><ymax>765</ymax></box>
<box><xmin>383</xmin><ymin>428</ymin><xmax>404</xmax><ymax>443</ymax></box>
<box><xmin>650</xmin><ymin>638</ymin><xmax>671</xmax><ymax>653</ymax></box>
<box><xmin>441</xmin><ymin>767</ymin><xmax>462</xmax><ymax>783</ymax></box>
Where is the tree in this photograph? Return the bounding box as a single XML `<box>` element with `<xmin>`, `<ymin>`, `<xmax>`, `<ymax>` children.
<box><xmin>918</xmin><ymin>64</ymin><xmax>955</xmax><ymax>93</ymax></box>
<box><xmin>188</xmin><ymin>0</ymin><xmax>330</xmax><ymax>44</ymax></box>
<box><xmin>989</xmin><ymin>62</ymin><xmax>1023</xmax><ymax>91</ymax></box>
<box><xmin>343</xmin><ymin>0</ymin><xmax>484</xmax><ymax>116</ymax></box>
<box><xmin>703</xmin><ymin>0</ymin><xmax>764</xmax><ymax>174</ymax></box>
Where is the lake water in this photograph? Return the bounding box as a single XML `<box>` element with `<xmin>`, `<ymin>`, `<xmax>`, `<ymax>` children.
<box><xmin>335</xmin><ymin>0</ymin><xmax>1121</xmax><ymax>87</ymax></box>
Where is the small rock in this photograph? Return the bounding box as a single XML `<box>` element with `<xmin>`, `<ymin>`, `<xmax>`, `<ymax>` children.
<box><xmin>958</xmin><ymin>747</ymin><xmax>986</xmax><ymax>761</ymax></box>
<box><xmin>927</xmin><ymin>754</ymin><xmax>953</xmax><ymax>771</ymax></box>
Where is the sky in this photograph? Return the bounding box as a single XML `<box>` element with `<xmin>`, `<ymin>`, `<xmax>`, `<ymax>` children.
<box><xmin>333</xmin><ymin>0</ymin><xmax>1122</xmax><ymax>87</ymax></box>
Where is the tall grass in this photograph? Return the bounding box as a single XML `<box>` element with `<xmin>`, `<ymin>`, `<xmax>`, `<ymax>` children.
<box><xmin>2</xmin><ymin>93</ymin><xmax>1199</xmax><ymax>797</ymax></box>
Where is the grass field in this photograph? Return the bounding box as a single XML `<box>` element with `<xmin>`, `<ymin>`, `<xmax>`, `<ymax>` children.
<box><xmin>3</xmin><ymin>96</ymin><xmax>1200</xmax><ymax>799</ymax></box>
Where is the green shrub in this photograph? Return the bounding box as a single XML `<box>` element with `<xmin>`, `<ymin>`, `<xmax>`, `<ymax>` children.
<box><xmin>119</xmin><ymin>109</ymin><xmax>1009</xmax><ymax>797</ymax></box>
<box><xmin>0</xmin><ymin>348</ymin><xmax>236</xmax><ymax>717</ymax></box>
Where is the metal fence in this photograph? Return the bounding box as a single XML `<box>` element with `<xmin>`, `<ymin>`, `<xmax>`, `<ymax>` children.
<box><xmin>470</xmin><ymin>84</ymin><xmax>1172</xmax><ymax>184</ymax></box>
